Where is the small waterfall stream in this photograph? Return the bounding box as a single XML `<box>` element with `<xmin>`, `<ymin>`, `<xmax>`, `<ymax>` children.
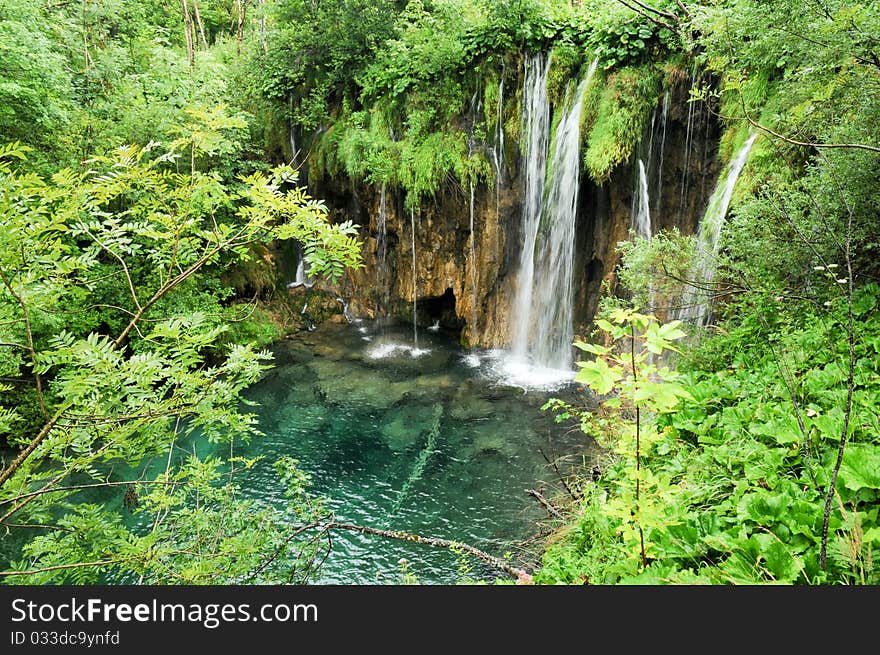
<box><xmin>468</xmin><ymin>86</ymin><xmax>481</xmax><ymax>335</ymax></box>
<box><xmin>633</xmin><ymin>159</ymin><xmax>654</xmax><ymax>319</ymax></box>
<box><xmin>288</xmin><ymin>91</ymin><xmax>298</xmax><ymax>168</ymax></box>
<box><xmin>678</xmin><ymin>68</ymin><xmax>699</xmax><ymax>221</ymax></box>
<box><xmin>654</xmin><ymin>91</ymin><xmax>669</xmax><ymax>216</ymax></box>
<box><xmin>633</xmin><ymin>159</ymin><xmax>652</xmax><ymax>242</ymax></box>
<box><xmin>492</xmin><ymin>70</ymin><xmax>505</xmax><ymax>262</ymax></box>
<box><xmin>410</xmin><ymin>207</ymin><xmax>419</xmax><ymax>350</ymax></box>
<box><xmin>469</xmin><ymin>180</ymin><xmax>477</xmax><ymax>331</ymax></box>
<box><xmin>376</xmin><ymin>182</ymin><xmax>389</xmax><ymax>317</ymax></box>
<box><xmin>679</xmin><ymin>132</ymin><xmax>758</xmax><ymax>325</ymax></box>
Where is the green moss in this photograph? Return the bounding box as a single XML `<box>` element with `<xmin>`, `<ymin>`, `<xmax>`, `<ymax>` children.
<box><xmin>578</xmin><ymin>64</ymin><xmax>605</xmax><ymax>148</ymax></box>
<box><xmin>546</xmin><ymin>43</ymin><xmax>584</xmax><ymax>108</ymax></box>
<box><xmin>220</xmin><ymin>306</ymin><xmax>283</xmax><ymax>350</ymax></box>
<box><xmin>584</xmin><ymin>64</ymin><xmax>661</xmax><ymax>183</ymax></box>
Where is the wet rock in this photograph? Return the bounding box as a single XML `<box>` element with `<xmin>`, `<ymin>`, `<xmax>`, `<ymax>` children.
<box><xmin>380</xmin><ymin>405</ymin><xmax>431</xmax><ymax>452</ymax></box>
<box><xmin>309</xmin><ymin>359</ymin><xmax>410</xmax><ymax>409</ymax></box>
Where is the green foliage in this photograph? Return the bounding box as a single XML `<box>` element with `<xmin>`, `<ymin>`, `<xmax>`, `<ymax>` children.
<box><xmin>542</xmin><ymin>308</ymin><xmax>691</xmax><ymax>580</ymax></box>
<box><xmin>617</xmin><ymin>229</ymin><xmax>697</xmax><ymax>314</ymax></box>
<box><xmin>581</xmin><ymin>1</ymin><xmax>677</xmax><ymax>69</ymax></box>
<box><xmin>693</xmin><ymin>0</ymin><xmax>880</xmax><ymax>276</ymax></box>
<box><xmin>0</xmin><ymin>0</ymin><xmax>73</xmax><ymax>165</ymax></box>
<box><xmin>261</xmin><ymin>0</ymin><xmax>401</xmax><ymax>129</ymax></box>
<box><xmin>540</xmin><ymin>286</ymin><xmax>880</xmax><ymax>584</ymax></box>
<box><xmin>0</xmin><ymin>129</ymin><xmax>362</xmax><ymax>582</ymax></box>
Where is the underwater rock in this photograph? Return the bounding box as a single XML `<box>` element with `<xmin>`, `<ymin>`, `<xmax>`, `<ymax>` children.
<box><xmin>381</xmin><ymin>404</ymin><xmax>434</xmax><ymax>452</ymax></box>
<box><xmin>461</xmin><ymin>432</ymin><xmax>517</xmax><ymax>460</ymax></box>
<box><xmin>448</xmin><ymin>393</ymin><xmax>495</xmax><ymax>421</ymax></box>
<box><xmin>309</xmin><ymin>358</ymin><xmax>410</xmax><ymax>409</ymax></box>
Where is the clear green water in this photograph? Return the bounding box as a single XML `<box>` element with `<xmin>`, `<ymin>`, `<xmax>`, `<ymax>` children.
<box><xmin>233</xmin><ymin>321</ymin><xmax>586</xmax><ymax>583</ymax></box>
<box><xmin>0</xmin><ymin>321</ymin><xmax>587</xmax><ymax>584</ymax></box>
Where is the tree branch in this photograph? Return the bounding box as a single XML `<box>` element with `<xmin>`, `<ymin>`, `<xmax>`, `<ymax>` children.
<box><xmin>321</xmin><ymin>522</ymin><xmax>532</xmax><ymax>581</ymax></box>
<box><xmin>739</xmin><ymin>92</ymin><xmax>880</xmax><ymax>153</ymax></box>
<box><xmin>616</xmin><ymin>0</ymin><xmax>677</xmax><ymax>33</ymax></box>
<box><xmin>526</xmin><ymin>489</ymin><xmax>564</xmax><ymax>520</ymax></box>
<box><xmin>0</xmin><ymin>265</ymin><xmax>48</xmax><ymax>420</ymax></box>
<box><xmin>0</xmin><ymin>410</ymin><xmax>64</xmax><ymax>488</ymax></box>
<box><xmin>674</xmin><ymin>0</ymin><xmax>691</xmax><ymax>20</ymax></box>
<box><xmin>0</xmin><ymin>559</ymin><xmax>119</xmax><ymax>577</ymax></box>
<box><xmin>79</xmin><ymin>223</ymin><xmax>143</xmax><ymax>312</ymax></box>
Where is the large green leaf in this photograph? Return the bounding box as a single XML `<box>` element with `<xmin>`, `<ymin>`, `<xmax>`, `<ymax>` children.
<box><xmin>574</xmin><ymin>358</ymin><xmax>622</xmax><ymax>395</ymax></box>
<box><xmin>838</xmin><ymin>445</ymin><xmax>880</xmax><ymax>493</ymax></box>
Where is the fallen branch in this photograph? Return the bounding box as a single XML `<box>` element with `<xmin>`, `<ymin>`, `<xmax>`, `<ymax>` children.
<box><xmin>321</xmin><ymin>521</ymin><xmax>532</xmax><ymax>582</ymax></box>
<box><xmin>526</xmin><ymin>489</ymin><xmax>564</xmax><ymax>520</ymax></box>
<box><xmin>539</xmin><ymin>447</ymin><xmax>581</xmax><ymax>500</ymax></box>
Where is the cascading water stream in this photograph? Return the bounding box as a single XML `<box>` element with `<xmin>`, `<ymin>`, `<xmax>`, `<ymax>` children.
<box><xmin>467</xmin><ymin>87</ymin><xmax>481</xmax><ymax>336</ymax></box>
<box><xmin>678</xmin><ymin>68</ymin><xmax>698</xmax><ymax>221</ymax></box>
<box><xmin>410</xmin><ymin>207</ymin><xmax>419</xmax><ymax>350</ymax></box>
<box><xmin>510</xmin><ymin>52</ymin><xmax>552</xmax><ymax>364</ymax></box>
<box><xmin>287</xmin><ymin>253</ymin><xmax>315</xmax><ymax>290</ymax></box>
<box><xmin>288</xmin><ymin>91</ymin><xmax>297</xmax><ymax>168</ymax></box>
<box><xmin>530</xmin><ymin>68</ymin><xmax>595</xmax><ymax>370</ymax></box>
<box><xmin>633</xmin><ymin>159</ymin><xmax>654</xmax><ymax>321</ymax></box>
<box><xmin>492</xmin><ymin>71</ymin><xmax>505</xmax><ymax>262</ymax></box>
<box><xmin>633</xmin><ymin>159</ymin><xmax>652</xmax><ymax>242</ymax></box>
<box><xmin>678</xmin><ymin>132</ymin><xmax>758</xmax><ymax>325</ymax></box>
<box><xmin>654</xmin><ymin>91</ymin><xmax>669</xmax><ymax>216</ymax></box>
<box><xmin>469</xmin><ymin>180</ymin><xmax>477</xmax><ymax>332</ymax></box>
<box><xmin>508</xmin><ymin>57</ymin><xmax>597</xmax><ymax>384</ymax></box>
<box><xmin>376</xmin><ymin>182</ymin><xmax>389</xmax><ymax>318</ymax></box>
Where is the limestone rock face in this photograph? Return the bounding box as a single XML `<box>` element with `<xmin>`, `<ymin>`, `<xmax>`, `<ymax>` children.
<box><xmin>294</xmin><ymin>72</ymin><xmax>721</xmax><ymax>348</ymax></box>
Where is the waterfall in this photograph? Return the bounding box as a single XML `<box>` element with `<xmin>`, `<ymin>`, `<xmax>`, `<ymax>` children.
<box><xmin>654</xmin><ymin>91</ymin><xmax>669</xmax><ymax>215</ymax></box>
<box><xmin>510</xmin><ymin>52</ymin><xmax>552</xmax><ymax>361</ymax></box>
<box><xmin>467</xmin><ymin>87</ymin><xmax>481</xmax><ymax>337</ymax></box>
<box><xmin>633</xmin><ymin>159</ymin><xmax>652</xmax><ymax>242</ymax></box>
<box><xmin>287</xmin><ymin>253</ymin><xmax>315</xmax><ymax>289</ymax></box>
<box><xmin>410</xmin><ymin>207</ymin><xmax>419</xmax><ymax>349</ymax></box>
<box><xmin>530</xmin><ymin>71</ymin><xmax>594</xmax><ymax>369</ymax></box>
<box><xmin>679</xmin><ymin>132</ymin><xmax>758</xmax><ymax>325</ymax></box>
<box><xmin>633</xmin><ymin>159</ymin><xmax>654</xmax><ymax>319</ymax></box>
<box><xmin>509</xmin><ymin>56</ymin><xmax>596</xmax><ymax>378</ymax></box>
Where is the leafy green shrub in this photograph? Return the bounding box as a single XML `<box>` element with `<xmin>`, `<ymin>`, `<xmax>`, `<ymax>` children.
<box><xmin>539</xmin><ymin>285</ymin><xmax>880</xmax><ymax>584</ymax></box>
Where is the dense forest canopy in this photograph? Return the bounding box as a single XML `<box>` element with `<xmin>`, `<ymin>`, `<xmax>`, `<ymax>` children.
<box><xmin>0</xmin><ymin>0</ymin><xmax>877</xmax><ymax>584</ymax></box>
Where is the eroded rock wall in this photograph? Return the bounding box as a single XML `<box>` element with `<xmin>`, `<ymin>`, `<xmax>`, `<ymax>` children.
<box><xmin>292</xmin><ymin>71</ymin><xmax>722</xmax><ymax>348</ymax></box>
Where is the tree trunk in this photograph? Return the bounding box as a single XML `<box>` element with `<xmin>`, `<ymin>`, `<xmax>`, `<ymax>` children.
<box><xmin>236</xmin><ymin>0</ymin><xmax>246</xmax><ymax>55</ymax></box>
<box><xmin>192</xmin><ymin>0</ymin><xmax>208</xmax><ymax>50</ymax></box>
<box><xmin>181</xmin><ymin>0</ymin><xmax>195</xmax><ymax>67</ymax></box>
<box><xmin>259</xmin><ymin>0</ymin><xmax>268</xmax><ymax>55</ymax></box>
